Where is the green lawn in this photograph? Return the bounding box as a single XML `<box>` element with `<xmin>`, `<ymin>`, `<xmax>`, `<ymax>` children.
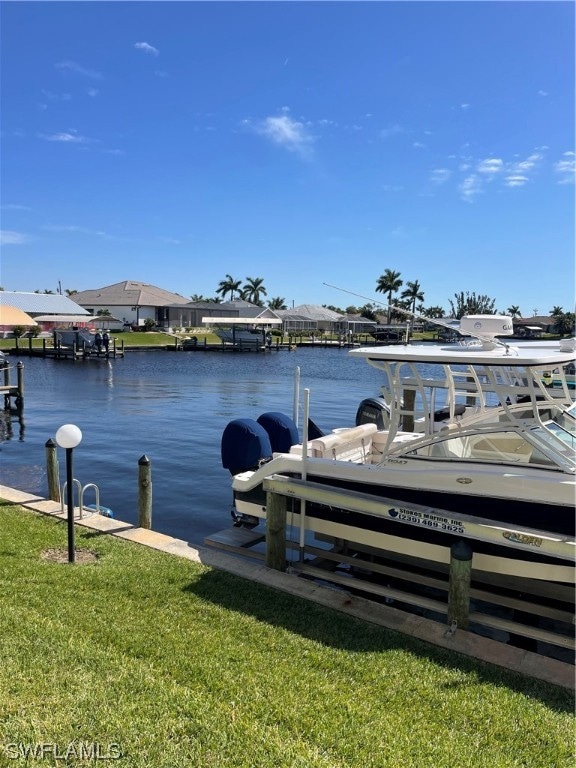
<box><xmin>0</xmin><ymin>502</ymin><xmax>573</xmax><ymax>767</ymax></box>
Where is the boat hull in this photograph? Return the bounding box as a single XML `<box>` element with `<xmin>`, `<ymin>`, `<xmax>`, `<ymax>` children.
<box><xmin>232</xmin><ymin>470</ymin><xmax>575</xmax><ymax>585</ymax></box>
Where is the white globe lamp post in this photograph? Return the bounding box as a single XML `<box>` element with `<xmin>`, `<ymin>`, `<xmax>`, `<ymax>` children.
<box><xmin>55</xmin><ymin>424</ymin><xmax>83</xmax><ymax>563</ymax></box>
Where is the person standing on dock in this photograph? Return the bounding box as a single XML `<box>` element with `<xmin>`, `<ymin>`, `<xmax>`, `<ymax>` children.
<box><xmin>94</xmin><ymin>331</ymin><xmax>103</xmax><ymax>355</ymax></box>
<box><xmin>102</xmin><ymin>332</ymin><xmax>110</xmax><ymax>355</ymax></box>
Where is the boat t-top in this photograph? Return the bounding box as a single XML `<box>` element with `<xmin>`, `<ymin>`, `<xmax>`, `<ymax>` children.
<box><xmin>220</xmin><ymin>316</ymin><xmax>575</xmax><ymax>586</ymax></box>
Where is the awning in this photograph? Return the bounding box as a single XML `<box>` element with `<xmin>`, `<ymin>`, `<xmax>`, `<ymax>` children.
<box><xmin>33</xmin><ymin>315</ymin><xmax>122</xmax><ymax>323</ymax></box>
<box><xmin>201</xmin><ymin>316</ymin><xmax>282</xmax><ymax>325</ymax></box>
<box><xmin>0</xmin><ymin>306</ymin><xmax>38</xmax><ymax>326</ymax></box>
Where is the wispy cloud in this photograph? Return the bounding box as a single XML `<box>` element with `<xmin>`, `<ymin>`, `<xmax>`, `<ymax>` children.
<box><xmin>430</xmin><ymin>168</ymin><xmax>451</xmax><ymax>185</ymax></box>
<box><xmin>554</xmin><ymin>152</ymin><xmax>576</xmax><ymax>184</ymax></box>
<box><xmin>1</xmin><ymin>204</ymin><xmax>31</xmax><ymax>211</ymax></box>
<box><xmin>44</xmin><ymin>225</ymin><xmax>107</xmax><ymax>236</ymax></box>
<box><xmin>41</xmin><ymin>130</ymin><xmax>93</xmax><ymax>144</ymax></box>
<box><xmin>504</xmin><ymin>175</ymin><xmax>530</xmax><ymax>188</ymax></box>
<box><xmin>459</xmin><ymin>175</ymin><xmax>483</xmax><ymax>202</ymax></box>
<box><xmin>41</xmin><ymin>89</ymin><xmax>72</xmax><ymax>101</ymax></box>
<box><xmin>510</xmin><ymin>153</ymin><xmax>542</xmax><ymax>174</ymax></box>
<box><xmin>135</xmin><ymin>42</ymin><xmax>159</xmax><ymax>56</ymax></box>
<box><xmin>86</xmin><ymin>88</ymin><xmax>99</xmax><ymax>98</ymax></box>
<box><xmin>379</xmin><ymin>124</ymin><xmax>403</xmax><ymax>139</ymax></box>
<box><xmin>249</xmin><ymin>112</ymin><xmax>315</xmax><ymax>158</ymax></box>
<box><xmin>55</xmin><ymin>61</ymin><xmax>102</xmax><ymax>80</ymax></box>
<box><xmin>453</xmin><ymin>151</ymin><xmax>547</xmax><ymax>200</ymax></box>
<box><xmin>477</xmin><ymin>158</ymin><xmax>503</xmax><ymax>175</ymax></box>
<box><xmin>0</xmin><ymin>230</ymin><xmax>28</xmax><ymax>245</ymax></box>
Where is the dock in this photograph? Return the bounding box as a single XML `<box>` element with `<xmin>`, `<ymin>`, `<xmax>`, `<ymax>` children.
<box><xmin>204</xmin><ymin>489</ymin><xmax>575</xmax><ymax>683</ymax></box>
<box><xmin>8</xmin><ymin>336</ymin><xmax>125</xmax><ymax>360</ymax></box>
<box><xmin>1</xmin><ymin>359</ymin><xmax>24</xmax><ymax>409</ymax></box>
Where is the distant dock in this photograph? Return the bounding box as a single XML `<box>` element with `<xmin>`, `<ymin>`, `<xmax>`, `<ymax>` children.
<box><xmin>1</xmin><ymin>359</ymin><xmax>24</xmax><ymax>408</ymax></box>
<box><xmin>8</xmin><ymin>336</ymin><xmax>125</xmax><ymax>360</ymax></box>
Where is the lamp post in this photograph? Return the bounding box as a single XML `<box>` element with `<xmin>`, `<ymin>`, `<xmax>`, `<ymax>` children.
<box><xmin>55</xmin><ymin>424</ymin><xmax>82</xmax><ymax>563</ymax></box>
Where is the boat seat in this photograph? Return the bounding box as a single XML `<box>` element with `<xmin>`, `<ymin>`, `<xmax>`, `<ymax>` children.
<box><xmin>290</xmin><ymin>423</ymin><xmax>377</xmax><ymax>462</ymax></box>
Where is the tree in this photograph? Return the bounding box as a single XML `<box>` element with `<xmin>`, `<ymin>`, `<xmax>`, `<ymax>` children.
<box><xmin>448</xmin><ymin>291</ymin><xmax>497</xmax><ymax>319</ymax></box>
<box><xmin>375</xmin><ymin>269</ymin><xmax>403</xmax><ymax>325</ymax></box>
<box><xmin>65</xmin><ymin>289</ymin><xmax>78</xmax><ymax>296</ymax></box>
<box><xmin>242</xmin><ymin>277</ymin><xmax>267</xmax><ymax>306</ymax></box>
<box><xmin>96</xmin><ymin>309</ymin><xmax>112</xmax><ymax>316</ymax></box>
<box><xmin>421</xmin><ymin>306</ymin><xmax>445</xmax><ymax>318</ymax></box>
<box><xmin>358</xmin><ymin>303</ymin><xmax>378</xmax><ymax>322</ymax></box>
<box><xmin>507</xmin><ymin>305</ymin><xmax>521</xmax><ymax>318</ymax></box>
<box><xmin>268</xmin><ymin>297</ymin><xmax>287</xmax><ymax>310</ymax></box>
<box><xmin>553</xmin><ymin>311</ymin><xmax>575</xmax><ymax>336</ymax></box>
<box><xmin>216</xmin><ymin>274</ymin><xmax>242</xmax><ymax>302</ymax></box>
<box><xmin>550</xmin><ymin>306</ymin><xmax>564</xmax><ymax>318</ymax></box>
<box><xmin>401</xmin><ymin>280</ymin><xmax>425</xmax><ymax>337</ymax></box>
<box><xmin>401</xmin><ymin>280</ymin><xmax>425</xmax><ymax>317</ymax></box>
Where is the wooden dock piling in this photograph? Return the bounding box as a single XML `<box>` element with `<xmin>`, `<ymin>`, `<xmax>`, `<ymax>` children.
<box><xmin>0</xmin><ymin>359</ymin><xmax>24</xmax><ymax>409</ymax></box>
<box><xmin>45</xmin><ymin>438</ymin><xmax>61</xmax><ymax>503</ymax></box>
<box><xmin>447</xmin><ymin>540</ymin><xmax>473</xmax><ymax>630</ymax></box>
<box><xmin>138</xmin><ymin>455</ymin><xmax>152</xmax><ymax>529</ymax></box>
<box><xmin>265</xmin><ymin>490</ymin><xmax>287</xmax><ymax>571</ymax></box>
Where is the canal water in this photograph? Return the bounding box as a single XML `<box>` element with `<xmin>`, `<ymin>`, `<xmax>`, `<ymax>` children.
<box><xmin>0</xmin><ymin>348</ymin><xmax>385</xmax><ymax>545</ymax></box>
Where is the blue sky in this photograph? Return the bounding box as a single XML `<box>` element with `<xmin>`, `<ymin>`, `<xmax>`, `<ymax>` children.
<box><xmin>1</xmin><ymin>1</ymin><xmax>574</xmax><ymax>316</ymax></box>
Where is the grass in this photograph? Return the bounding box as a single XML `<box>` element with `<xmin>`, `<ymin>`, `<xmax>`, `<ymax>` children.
<box><xmin>0</xmin><ymin>501</ymin><xmax>574</xmax><ymax>768</ymax></box>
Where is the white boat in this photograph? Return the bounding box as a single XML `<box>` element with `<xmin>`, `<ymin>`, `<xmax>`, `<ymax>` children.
<box><xmin>214</xmin><ymin>327</ymin><xmax>269</xmax><ymax>346</ymax></box>
<box><xmin>220</xmin><ymin>316</ymin><xmax>576</xmax><ymax>584</ymax></box>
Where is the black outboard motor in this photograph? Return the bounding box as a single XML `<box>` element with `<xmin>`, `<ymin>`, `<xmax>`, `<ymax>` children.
<box><xmin>221</xmin><ymin>419</ymin><xmax>273</xmax><ymax>476</ymax></box>
<box><xmin>256</xmin><ymin>411</ymin><xmax>299</xmax><ymax>453</ymax></box>
<box><xmin>355</xmin><ymin>397</ymin><xmax>390</xmax><ymax>430</ymax></box>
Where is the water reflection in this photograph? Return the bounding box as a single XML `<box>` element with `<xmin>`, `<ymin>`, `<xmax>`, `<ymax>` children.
<box><xmin>0</xmin><ymin>408</ymin><xmax>26</xmax><ymax>442</ymax></box>
<box><xmin>0</xmin><ymin>349</ymin><xmax>385</xmax><ymax>544</ymax></box>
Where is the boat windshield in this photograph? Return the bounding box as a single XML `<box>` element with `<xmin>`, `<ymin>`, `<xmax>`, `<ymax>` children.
<box><xmin>530</xmin><ymin>424</ymin><xmax>575</xmax><ymax>463</ymax></box>
<box><xmin>399</xmin><ymin>423</ymin><xmax>575</xmax><ymax>471</ymax></box>
<box><xmin>550</xmin><ymin>402</ymin><xmax>576</xmax><ymax>437</ymax></box>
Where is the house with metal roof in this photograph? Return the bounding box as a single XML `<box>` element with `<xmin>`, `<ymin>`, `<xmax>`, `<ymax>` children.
<box><xmin>0</xmin><ymin>291</ymin><xmax>90</xmax><ymax>317</ymax></box>
<box><xmin>275</xmin><ymin>304</ymin><xmax>376</xmax><ymax>335</ymax></box>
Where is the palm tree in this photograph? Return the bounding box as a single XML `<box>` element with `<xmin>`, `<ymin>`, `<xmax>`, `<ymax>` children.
<box><xmin>268</xmin><ymin>297</ymin><xmax>287</xmax><ymax>310</ymax></box>
<box><xmin>242</xmin><ymin>277</ymin><xmax>267</xmax><ymax>306</ymax></box>
<box><xmin>421</xmin><ymin>305</ymin><xmax>445</xmax><ymax>318</ymax></box>
<box><xmin>507</xmin><ymin>305</ymin><xmax>521</xmax><ymax>318</ymax></box>
<box><xmin>550</xmin><ymin>306</ymin><xmax>564</xmax><ymax>317</ymax></box>
<box><xmin>216</xmin><ymin>274</ymin><xmax>242</xmax><ymax>302</ymax></box>
<box><xmin>401</xmin><ymin>280</ymin><xmax>425</xmax><ymax>337</ymax></box>
<box><xmin>375</xmin><ymin>269</ymin><xmax>403</xmax><ymax>325</ymax></box>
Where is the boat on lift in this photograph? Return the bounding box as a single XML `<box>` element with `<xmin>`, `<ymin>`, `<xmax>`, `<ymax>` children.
<box><xmin>220</xmin><ymin>316</ymin><xmax>576</xmax><ymax>584</ymax></box>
